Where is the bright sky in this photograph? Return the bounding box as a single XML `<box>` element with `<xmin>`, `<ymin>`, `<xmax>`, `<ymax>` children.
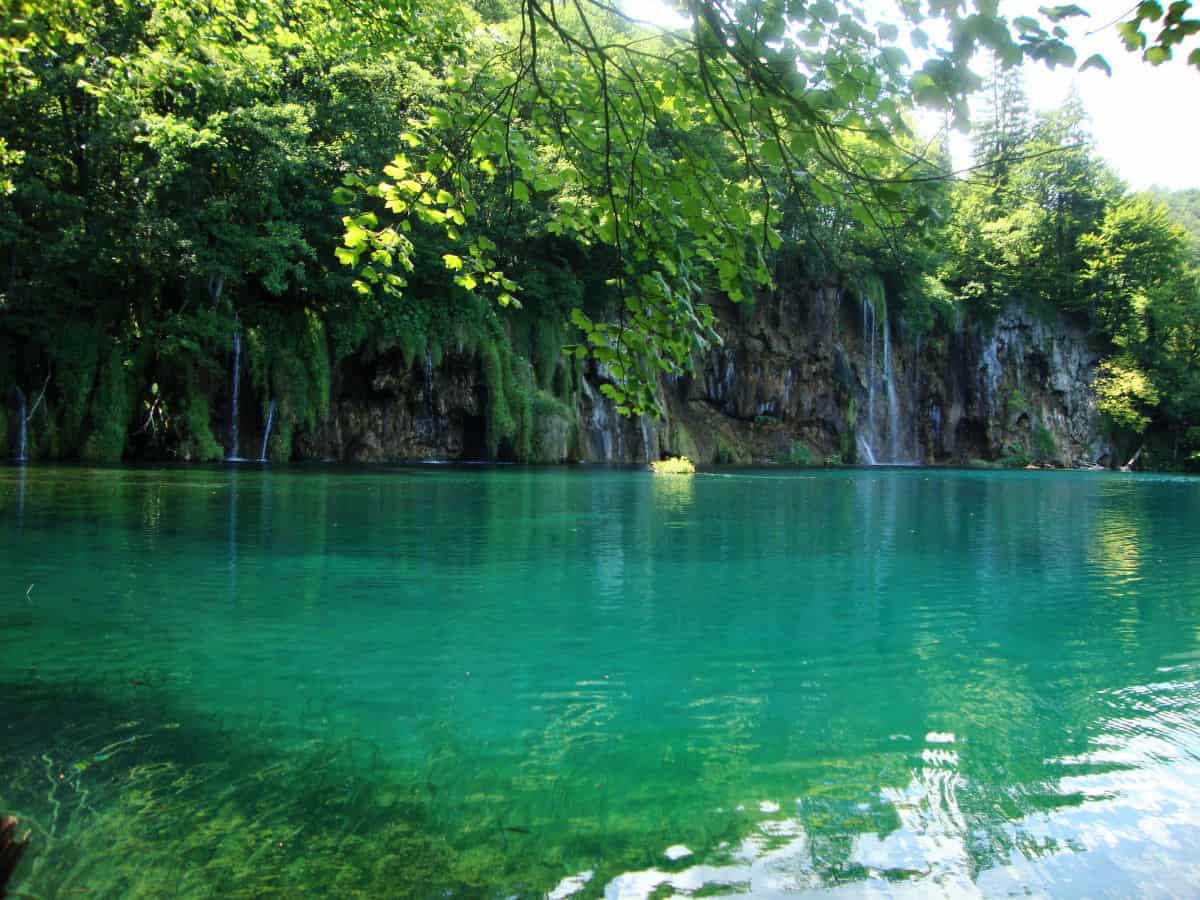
<box><xmin>625</xmin><ymin>0</ymin><xmax>1199</xmax><ymax>191</ymax></box>
<box><xmin>968</xmin><ymin>2</ymin><xmax>1199</xmax><ymax>191</ymax></box>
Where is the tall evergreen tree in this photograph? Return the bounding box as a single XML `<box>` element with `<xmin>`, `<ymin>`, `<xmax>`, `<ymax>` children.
<box><xmin>971</xmin><ymin>56</ymin><xmax>1034</xmax><ymax>184</ymax></box>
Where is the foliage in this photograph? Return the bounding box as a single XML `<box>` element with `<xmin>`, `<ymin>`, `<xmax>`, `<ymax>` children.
<box><xmin>0</xmin><ymin>0</ymin><xmax>1197</xmax><ymax>464</ymax></box>
<box><xmin>937</xmin><ymin>65</ymin><xmax>1200</xmax><ymax>463</ymax></box>
<box><xmin>1096</xmin><ymin>358</ymin><xmax>1161</xmax><ymax>433</ymax></box>
<box><xmin>788</xmin><ymin>441</ymin><xmax>814</xmax><ymax>466</ymax></box>
<box><xmin>1033</xmin><ymin>423</ymin><xmax>1059</xmax><ymax>462</ymax></box>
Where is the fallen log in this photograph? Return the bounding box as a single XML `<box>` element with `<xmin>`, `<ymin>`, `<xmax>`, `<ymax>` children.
<box><xmin>1119</xmin><ymin>445</ymin><xmax>1144</xmax><ymax>472</ymax></box>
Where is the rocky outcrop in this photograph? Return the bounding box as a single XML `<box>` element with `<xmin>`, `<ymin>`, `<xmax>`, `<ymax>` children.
<box><xmin>287</xmin><ymin>285</ymin><xmax>1113</xmax><ymax>467</ymax></box>
<box><xmin>296</xmin><ymin>351</ymin><xmax>488</xmax><ymax>463</ymax></box>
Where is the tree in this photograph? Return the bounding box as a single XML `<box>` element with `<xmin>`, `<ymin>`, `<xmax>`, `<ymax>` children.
<box><xmin>334</xmin><ymin>0</ymin><xmax>1196</xmax><ymax>413</ymax></box>
<box><xmin>971</xmin><ymin>54</ymin><xmax>1034</xmax><ymax>184</ymax></box>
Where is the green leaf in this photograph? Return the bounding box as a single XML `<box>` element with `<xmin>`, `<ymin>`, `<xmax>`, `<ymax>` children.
<box><xmin>442</xmin><ymin>253</ymin><xmax>464</xmax><ymax>271</ymax></box>
<box><xmin>1145</xmin><ymin>44</ymin><xmax>1172</xmax><ymax>62</ymax></box>
<box><xmin>1080</xmin><ymin>53</ymin><xmax>1112</xmax><ymax>75</ymax></box>
<box><xmin>331</xmin><ymin>187</ymin><xmax>356</xmax><ymax>205</ymax></box>
<box><xmin>343</xmin><ymin>225</ymin><xmax>368</xmax><ymax>249</ymax></box>
<box><xmin>1189</xmin><ymin>47</ymin><xmax>1200</xmax><ymax>66</ymax></box>
<box><xmin>1137</xmin><ymin>0</ymin><xmax>1164</xmax><ymax>20</ymax></box>
<box><xmin>1116</xmin><ymin>20</ymin><xmax>1148</xmax><ymax>48</ymax></box>
<box><xmin>1039</xmin><ymin>4</ymin><xmax>1089</xmax><ymax>21</ymax></box>
<box><xmin>512</xmin><ymin>180</ymin><xmax>530</xmax><ymax>201</ymax></box>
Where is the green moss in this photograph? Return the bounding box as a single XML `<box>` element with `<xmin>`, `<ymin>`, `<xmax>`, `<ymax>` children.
<box><xmin>787</xmin><ymin>441</ymin><xmax>814</xmax><ymax>465</ymax></box>
<box><xmin>179</xmin><ymin>390</ymin><xmax>224</xmax><ymax>462</ymax></box>
<box><xmin>55</xmin><ymin>321</ymin><xmax>103</xmax><ymax>453</ymax></box>
<box><xmin>669</xmin><ymin>421</ymin><xmax>700</xmax><ymax>461</ymax></box>
<box><xmin>713</xmin><ymin>434</ymin><xmax>750</xmax><ymax>465</ymax></box>
<box><xmin>532</xmin><ymin>317</ymin><xmax>564</xmax><ymax>389</ymax></box>
<box><xmin>80</xmin><ymin>345</ymin><xmax>134</xmax><ymax>462</ymax></box>
<box><xmin>1033</xmin><ymin>423</ymin><xmax>1057</xmax><ymax>462</ymax></box>
<box><xmin>481</xmin><ymin>341</ymin><xmax>512</xmax><ymax>458</ymax></box>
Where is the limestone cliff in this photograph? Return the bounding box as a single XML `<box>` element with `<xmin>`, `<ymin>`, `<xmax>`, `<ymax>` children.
<box><xmin>291</xmin><ymin>285</ymin><xmax>1114</xmax><ymax>468</ymax></box>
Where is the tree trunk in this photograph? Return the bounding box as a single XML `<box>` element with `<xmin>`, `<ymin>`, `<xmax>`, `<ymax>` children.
<box><xmin>1120</xmin><ymin>444</ymin><xmax>1144</xmax><ymax>472</ymax></box>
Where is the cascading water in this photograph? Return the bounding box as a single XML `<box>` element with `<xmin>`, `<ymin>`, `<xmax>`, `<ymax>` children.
<box><xmin>859</xmin><ymin>291</ymin><xmax>913</xmax><ymax>465</ymax></box>
<box><xmin>883</xmin><ymin>322</ymin><xmax>901</xmax><ymax>462</ymax></box>
<box><xmin>13</xmin><ymin>387</ymin><xmax>27</xmax><ymax>462</ymax></box>
<box><xmin>859</xmin><ymin>297</ymin><xmax>880</xmax><ymax>465</ymax></box>
<box><xmin>258</xmin><ymin>399</ymin><xmax>277</xmax><ymax>463</ymax></box>
<box><xmin>423</xmin><ymin>351</ymin><xmax>435</xmax><ymax>417</ymax></box>
<box><xmin>639</xmin><ymin>416</ymin><xmax>654</xmax><ymax>463</ymax></box>
<box><xmin>227</xmin><ymin>330</ymin><xmax>243</xmax><ymax>461</ymax></box>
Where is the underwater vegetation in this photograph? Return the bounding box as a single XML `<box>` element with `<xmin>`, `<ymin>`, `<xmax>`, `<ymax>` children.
<box><xmin>0</xmin><ymin>674</ymin><xmax>775</xmax><ymax>898</ymax></box>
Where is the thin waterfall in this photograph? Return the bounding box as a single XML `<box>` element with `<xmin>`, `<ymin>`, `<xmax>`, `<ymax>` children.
<box><xmin>13</xmin><ymin>387</ymin><xmax>27</xmax><ymax>462</ymax></box>
<box><xmin>423</xmin><ymin>350</ymin><xmax>435</xmax><ymax>417</ymax></box>
<box><xmin>860</xmin><ymin>292</ymin><xmax>913</xmax><ymax>465</ymax></box>
<box><xmin>639</xmin><ymin>415</ymin><xmax>654</xmax><ymax>463</ymax></box>
<box><xmin>856</xmin><ymin>433</ymin><xmax>878</xmax><ymax>466</ymax></box>
<box><xmin>258</xmin><ymin>399</ymin><xmax>277</xmax><ymax>462</ymax></box>
<box><xmin>859</xmin><ymin>296</ymin><xmax>879</xmax><ymax>465</ymax></box>
<box><xmin>868</xmin><ymin>298</ymin><xmax>876</xmax><ymax>441</ymax></box>
<box><xmin>883</xmin><ymin>320</ymin><xmax>902</xmax><ymax>462</ymax></box>
<box><xmin>227</xmin><ymin>330</ymin><xmax>242</xmax><ymax>460</ymax></box>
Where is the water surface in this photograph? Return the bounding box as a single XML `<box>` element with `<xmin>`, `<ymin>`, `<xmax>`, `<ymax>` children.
<box><xmin>2</xmin><ymin>465</ymin><xmax>1200</xmax><ymax>897</ymax></box>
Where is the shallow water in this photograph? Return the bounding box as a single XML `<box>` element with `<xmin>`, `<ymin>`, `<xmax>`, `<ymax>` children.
<box><xmin>3</xmin><ymin>465</ymin><xmax>1200</xmax><ymax>897</ymax></box>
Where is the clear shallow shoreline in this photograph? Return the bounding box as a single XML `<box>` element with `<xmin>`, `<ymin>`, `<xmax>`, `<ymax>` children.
<box><xmin>3</xmin><ymin>466</ymin><xmax>1200</xmax><ymax>897</ymax></box>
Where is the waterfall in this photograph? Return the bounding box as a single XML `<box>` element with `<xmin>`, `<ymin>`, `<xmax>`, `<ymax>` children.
<box><xmin>13</xmin><ymin>387</ymin><xmax>27</xmax><ymax>462</ymax></box>
<box><xmin>227</xmin><ymin>330</ymin><xmax>243</xmax><ymax>461</ymax></box>
<box><xmin>859</xmin><ymin>292</ymin><xmax>913</xmax><ymax>465</ymax></box>
<box><xmin>639</xmin><ymin>415</ymin><xmax>654</xmax><ymax>463</ymax></box>
<box><xmin>883</xmin><ymin>320</ymin><xmax>901</xmax><ymax>462</ymax></box>
<box><xmin>867</xmin><ymin>297</ymin><xmax>876</xmax><ymax>442</ymax></box>
<box><xmin>595</xmin><ymin>400</ymin><xmax>613</xmax><ymax>461</ymax></box>
<box><xmin>258</xmin><ymin>399</ymin><xmax>277</xmax><ymax>462</ymax></box>
<box><xmin>580</xmin><ymin>372</ymin><xmax>622</xmax><ymax>462</ymax></box>
<box><xmin>423</xmin><ymin>350</ymin><xmax>435</xmax><ymax>417</ymax></box>
<box><xmin>856</xmin><ymin>433</ymin><xmax>878</xmax><ymax>466</ymax></box>
<box><xmin>859</xmin><ymin>297</ymin><xmax>879</xmax><ymax>465</ymax></box>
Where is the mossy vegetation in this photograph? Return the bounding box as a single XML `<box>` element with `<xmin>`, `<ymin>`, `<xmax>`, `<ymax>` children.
<box><xmin>0</xmin><ymin>676</ymin><xmax>781</xmax><ymax>899</ymax></box>
<box><xmin>651</xmin><ymin>456</ymin><xmax>696</xmax><ymax>475</ymax></box>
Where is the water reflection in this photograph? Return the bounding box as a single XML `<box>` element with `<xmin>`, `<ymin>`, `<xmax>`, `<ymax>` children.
<box><xmin>2</xmin><ymin>467</ymin><xmax>1200</xmax><ymax>898</ymax></box>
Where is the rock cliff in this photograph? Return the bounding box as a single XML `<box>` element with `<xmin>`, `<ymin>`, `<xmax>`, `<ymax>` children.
<box><xmin>293</xmin><ymin>285</ymin><xmax>1114</xmax><ymax>468</ymax></box>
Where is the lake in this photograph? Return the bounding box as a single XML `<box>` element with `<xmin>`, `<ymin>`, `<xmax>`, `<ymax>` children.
<box><xmin>3</xmin><ymin>465</ymin><xmax>1200</xmax><ymax>897</ymax></box>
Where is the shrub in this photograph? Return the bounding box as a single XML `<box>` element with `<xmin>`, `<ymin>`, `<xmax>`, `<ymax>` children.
<box><xmin>650</xmin><ymin>456</ymin><xmax>696</xmax><ymax>475</ymax></box>
<box><xmin>788</xmin><ymin>441</ymin><xmax>814</xmax><ymax>465</ymax></box>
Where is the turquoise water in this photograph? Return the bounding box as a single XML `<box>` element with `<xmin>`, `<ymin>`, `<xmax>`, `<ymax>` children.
<box><xmin>3</xmin><ymin>465</ymin><xmax>1200</xmax><ymax>897</ymax></box>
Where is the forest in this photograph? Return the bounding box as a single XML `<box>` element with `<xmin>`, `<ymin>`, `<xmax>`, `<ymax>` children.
<box><xmin>1</xmin><ymin>0</ymin><xmax>1198</xmax><ymax>467</ymax></box>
